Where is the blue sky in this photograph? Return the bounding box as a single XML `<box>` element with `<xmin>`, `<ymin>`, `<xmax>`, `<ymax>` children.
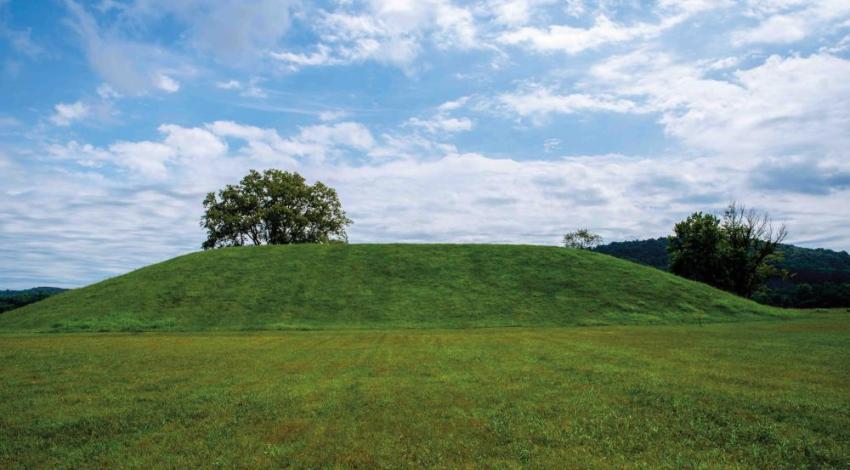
<box><xmin>2</xmin><ymin>0</ymin><xmax>850</xmax><ymax>288</ymax></box>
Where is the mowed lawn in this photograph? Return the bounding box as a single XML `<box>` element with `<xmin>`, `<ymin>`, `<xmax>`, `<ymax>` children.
<box><xmin>1</xmin><ymin>314</ymin><xmax>848</xmax><ymax>468</ymax></box>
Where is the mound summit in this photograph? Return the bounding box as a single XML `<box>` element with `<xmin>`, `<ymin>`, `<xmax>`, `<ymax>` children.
<box><xmin>0</xmin><ymin>244</ymin><xmax>790</xmax><ymax>332</ymax></box>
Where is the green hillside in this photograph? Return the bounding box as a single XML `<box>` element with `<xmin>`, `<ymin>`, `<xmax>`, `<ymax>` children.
<box><xmin>0</xmin><ymin>244</ymin><xmax>791</xmax><ymax>332</ymax></box>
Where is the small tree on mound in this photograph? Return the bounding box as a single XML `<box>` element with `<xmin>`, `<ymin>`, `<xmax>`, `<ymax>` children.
<box><xmin>563</xmin><ymin>229</ymin><xmax>603</xmax><ymax>250</ymax></box>
<box><xmin>201</xmin><ymin>169</ymin><xmax>352</xmax><ymax>249</ymax></box>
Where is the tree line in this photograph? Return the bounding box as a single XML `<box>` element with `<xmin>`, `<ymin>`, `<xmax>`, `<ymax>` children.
<box><xmin>0</xmin><ymin>288</ymin><xmax>66</xmax><ymax>314</ymax></box>
<box><xmin>594</xmin><ymin>238</ymin><xmax>850</xmax><ymax>308</ymax></box>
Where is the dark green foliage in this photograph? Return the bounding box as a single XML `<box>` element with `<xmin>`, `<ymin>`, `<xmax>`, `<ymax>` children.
<box><xmin>595</xmin><ymin>239</ymin><xmax>850</xmax><ymax>307</ymax></box>
<box><xmin>594</xmin><ymin>237</ymin><xmax>669</xmax><ymax>269</ymax></box>
<box><xmin>777</xmin><ymin>245</ymin><xmax>850</xmax><ymax>284</ymax></box>
<box><xmin>668</xmin><ymin>212</ymin><xmax>727</xmax><ymax>287</ymax></box>
<box><xmin>0</xmin><ymin>244</ymin><xmax>789</xmax><ymax>332</ymax></box>
<box><xmin>0</xmin><ymin>288</ymin><xmax>66</xmax><ymax>314</ymax></box>
<box><xmin>668</xmin><ymin>204</ymin><xmax>786</xmax><ymax>298</ymax></box>
<box><xmin>754</xmin><ymin>281</ymin><xmax>850</xmax><ymax>308</ymax></box>
<box><xmin>201</xmin><ymin>169</ymin><xmax>352</xmax><ymax>249</ymax></box>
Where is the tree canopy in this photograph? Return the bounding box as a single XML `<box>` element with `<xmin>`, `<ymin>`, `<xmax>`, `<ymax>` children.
<box><xmin>563</xmin><ymin>229</ymin><xmax>603</xmax><ymax>250</ymax></box>
<box><xmin>201</xmin><ymin>169</ymin><xmax>352</xmax><ymax>249</ymax></box>
<box><xmin>668</xmin><ymin>203</ymin><xmax>786</xmax><ymax>298</ymax></box>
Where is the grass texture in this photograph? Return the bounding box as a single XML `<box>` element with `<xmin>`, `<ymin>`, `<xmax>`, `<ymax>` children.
<box><xmin>0</xmin><ymin>244</ymin><xmax>791</xmax><ymax>332</ymax></box>
<box><xmin>1</xmin><ymin>313</ymin><xmax>848</xmax><ymax>468</ymax></box>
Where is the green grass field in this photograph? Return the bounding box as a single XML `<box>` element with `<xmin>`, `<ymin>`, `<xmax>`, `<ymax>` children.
<box><xmin>1</xmin><ymin>313</ymin><xmax>848</xmax><ymax>468</ymax></box>
<box><xmin>1</xmin><ymin>245</ymin><xmax>846</xmax><ymax>467</ymax></box>
<box><xmin>0</xmin><ymin>244</ymin><xmax>790</xmax><ymax>332</ymax></box>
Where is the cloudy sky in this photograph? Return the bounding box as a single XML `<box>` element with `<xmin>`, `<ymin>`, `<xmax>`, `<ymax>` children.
<box><xmin>1</xmin><ymin>0</ymin><xmax>849</xmax><ymax>288</ymax></box>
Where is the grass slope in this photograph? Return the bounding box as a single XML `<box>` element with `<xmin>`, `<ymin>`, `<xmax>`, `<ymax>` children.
<box><xmin>0</xmin><ymin>244</ymin><xmax>790</xmax><ymax>332</ymax></box>
<box><xmin>2</xmin><ymin>314</ymin><xmax>848</xmax><ymax>468</ymax></box>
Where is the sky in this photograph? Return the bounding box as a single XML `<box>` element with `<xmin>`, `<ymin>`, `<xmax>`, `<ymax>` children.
<box><xmin>1</xmin><ymin>0</ymin><xmax>850</xmax><ymax>288</ymax></box>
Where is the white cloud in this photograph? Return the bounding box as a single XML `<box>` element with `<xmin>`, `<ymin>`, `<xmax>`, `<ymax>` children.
<box><xmin>407</xmin><ymin>116</ymin><xmax>474</xmax><ymax>134</ymax></box>
<box><xmin>431</xmin><ymin>1</ymin><xmax>478</xmax><ymax>49</ymax></box>
<box><xmin>297</xmin><ymin>122</ymin><xmax>376</xmax><ymax>153</ymax></box>
<box><xmin>29</xmin><ymin>122</ymin><xmax>712</xmax><ymax>248</ymax></box>
<box><xmin>108</xmin><ymin>140</ymin><xmax>176</xmax><ymax>178</ymax></box>
<box><xmin>733</xmin><ymin>0</ymin><xmax>850</xmax><ymax>45</ymax></box>
<box><xmin>155</xmin><ymin>74</ymin><xmax>180</xmax><ymax>93</ymax></box>
<box><xmin>587</xmin><ymin>51</ymin><xmax>850</xmax><ymax>157</ymax></box>
<box><xmin>159</xmin><ymin>124</ymin><xmax>228</xmax><ymax>160</ymax></box>
<box><xmin>406</xmin><ymin>97</ymin><xmax>475</xmax><ymax>134</ymax></box>
<box><xmin>495</xmin><ymin>1</ymin><xmax>727</xmax><ymax>54</ymax></box>
<box><xmin>27</xmin><ymin>121</ymin><xmax>775</xmax><ymax>245</ymax></box>
<box><xmin>204</xmin><ymin>120</ymin><xmax>375</xmax><ymax>164</ymax></box>
<box><xmin>270</xmin><ymin>0</ymin><xmax>480</xmax><ymax>70</ymax></box>
<box><xmin>704</xmin><ymin>56</ymin><xmax>741</xmax><ymax>70</ymax></box>
<box><xmin>733</xmin><ymin>14</ymin><xmax>809</xmax><ymax>45</ymax></box>
<box><xmin>437</xmin><ymin>96</ymin><xmax>469</xmax><ymax>111</ymax></box>
<box><xmin>50</xmin><ymin>101</ymin><xmax>90</xmax><ymax>126</ymax></box>
<box><xmin>270</xmin><ymin>45</ymin><xmax>339</xmax><ymax>69</ymax></box>
<box><xmin>498</xmin><ymin>86</ymin><xmax>640</xmax><ymax>121</ymax></box>
<box><xmin>48</xmin><ymin>124</ymin><xmax>228</xmax><ymax>178</ymax></box>
<box><xmin>485</xmin><ymin>0</ymin><xmax>557</xmax><ymax>27</ymax></box>
<box><xmin>280</xmin><ymin>12</ymin><xmax>420</xmax><ymax>68</ymax></box>
<box><xmin>499</xmin><ymin>14</ymin><xmax>673</xmax><ymax>54</ymax></box>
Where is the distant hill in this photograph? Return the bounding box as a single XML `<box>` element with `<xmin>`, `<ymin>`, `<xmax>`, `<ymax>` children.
<box><xmin>0</xmin><ymin>287</ymin><xmax>67</xmax><ymax>298</ymax></box>
<box><xmin>0</xmin><ymin>287</ymin><xmax>67</xmax><ymax>314</ymax></box>
<box><xmin>0</xmin><ymin>244</ymin><xmax>790</xmax><ymax>332</ymax></box>
<box><xmin>594</xmin><ymin>239</ymin><xmax>850</xmax><ymax>308</ymax></box>
<box><xmin>594</xmin><ymin>238</ymin><xmax>670</xmax><ymax>270</ymax></box>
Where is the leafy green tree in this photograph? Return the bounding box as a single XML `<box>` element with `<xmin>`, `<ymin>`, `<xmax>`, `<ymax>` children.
<box><xmin>563</xmin><ymin>229</ymin><xmax>603</xmax><ymax>250</ymax></box>
<box><xmin>668</xmin><ymin>212</ymin><xmax>726</xmax><ymax>287</ymax></box>
<box><xmin>201</xmin><ymin>169</ymin><xmax>352</xmax><ymax>249</ymax></box>
<box><xmin>668</xmin><ymin>203</ymin><xmax>787</xmax><ymax>298</ymax></box>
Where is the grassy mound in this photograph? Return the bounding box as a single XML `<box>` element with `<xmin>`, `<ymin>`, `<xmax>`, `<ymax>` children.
<box><xmin>0</xmin><ymin>244</ymin><xmax>791</xmax><ymax>332</ymax></box>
